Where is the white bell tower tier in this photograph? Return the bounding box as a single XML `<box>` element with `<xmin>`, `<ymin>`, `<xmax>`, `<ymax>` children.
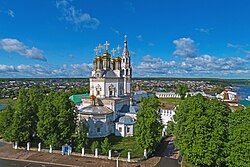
<box><xmin>121</xmin><ymin>35</ymin><xmax>132</xmax><ymax>96</ymax></box>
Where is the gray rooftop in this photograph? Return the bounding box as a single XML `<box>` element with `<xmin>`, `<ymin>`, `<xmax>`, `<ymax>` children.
<box><xmin>79</xmin><ymin>105</ymin><xmax>113</xmax><ymax>115</ymax></box>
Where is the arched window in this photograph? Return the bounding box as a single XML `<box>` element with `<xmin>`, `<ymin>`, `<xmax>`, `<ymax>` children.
<box><xmin>109</xmin><ymin>84</ymin><xmax>115</xmax><ymax>96</ymax></box>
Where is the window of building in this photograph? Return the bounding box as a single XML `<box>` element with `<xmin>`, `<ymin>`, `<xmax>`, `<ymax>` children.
<box><xmin>127</xmin><ymin>127</ymin><xmax>130</xmax><ymax>133</ymax></box>
<box><xmin>97</xmin><ymin>91</ymin><xmax>100</xmax><ymax>95</ymax></box>
<box><xmin>110</xmin><ymin>91</ymin><xmax>113</xmax><ymax>96</ymax></box>
<box><xmin>119</xmin><ymin>127</ymin><xmax>122</xmax><ymax>132</ymax></box>
<box><xmin>97</xmin><ymin>127</ymin><xmax>100</xmax><ymax>133</ymax></box>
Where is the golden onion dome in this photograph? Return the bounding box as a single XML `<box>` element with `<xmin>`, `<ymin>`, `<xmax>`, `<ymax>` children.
<box><xmin>102</xmin><ymin>53</ymin><xmax>110</xmax><ymax>59</ymax></box>
<box><xmin>96</xmin><ymin>56</ymin><xmax>102</xmax><ymax>61</ymax></box>
<box><xmin>93</xmin><ymin>58</ymin><xmax>97</xmax><ymax>63</ymax></box>
<box><xmin>90</xmin><ymin>95</ymin><xmax>96</xmax><ymax>101</ymax></box>
<box><xmin>115</xmin><ymin>57</ymin><xmax>122</xmax><ymax>62</ymax></box>
<box><xmin>129</xmin><ymin>97</ymin><xmax>133</xmax><ymax>102</ymax></box>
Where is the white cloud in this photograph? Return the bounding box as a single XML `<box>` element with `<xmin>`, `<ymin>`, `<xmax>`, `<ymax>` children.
<box><xmin>56</xmin><ymin>0</ymin><xmax>100</xmax><ymax>30</ymax></box>
<box><xmin>0</xmin><ymin>38</ymin><xmax>47</xmax><ymax>61</ymax></box>
<box><xmin>111</xmin><ymin>27</ymin><xmax>120</xmax><ymax>35</ymax></box>
<box><xmin>134</xmin><ymin>55</ymin><xmax>177</xmax><ymax>76</ymax></box>
<box><xmin>0</xmin><ymin>62</ymin><xmax>93</xmax><ymax>77</ymax></box>
<box><xmin>0</xmin><ymin>65</ymin><xmax>17</xmax><ymax>73</ymax></box>
<box><xmin>0</xmin><ymin>9</ymin><xmax>14</xmax><ymax>18</ymax></box>
<box><xmin>195</xmin><ymin>28</ymin><xmax>212</xmax><ymax>33</ymax></box>
<box><xmin>136</xmin><ymin>34</ymin><xmax>143</xmax><ymax>41</ymax></box>
<box><xmin>173</xmin><ymin>38</ymin><xmax>197</xmax><ymax>58</ymax></box>
<box><xmin>133</xmin><ymin>54</ymin><xmax>250</xmax><ymax>78</ymax></box>
<box><xmin>148</xmin><ymin>42</ymin><xmax>155</xmax><ymax>46</ymax></box>
<box><xmin>7</xmin><ymin>9</ymin><xmax>14</xmax><ymax>18</ymax></box>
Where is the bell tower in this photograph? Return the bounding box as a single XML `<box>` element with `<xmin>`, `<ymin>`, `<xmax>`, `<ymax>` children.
<box><xmin>121</xmin><ymin>35</ymin><xmax>132</xmax><ymax>95</ymax></box>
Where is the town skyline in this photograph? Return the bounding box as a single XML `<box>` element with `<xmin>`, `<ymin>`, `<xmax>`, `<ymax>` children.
<box><xmin>1</xmin><ymin>0</ymin><xmax>250</xmax><ymax>78</ymax></box>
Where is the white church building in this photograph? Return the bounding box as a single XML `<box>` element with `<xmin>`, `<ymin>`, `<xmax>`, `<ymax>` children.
<box><xmin>76</xmin><ymin>37</ymin><xmax>140</xmax><ymax>138</ymax></box>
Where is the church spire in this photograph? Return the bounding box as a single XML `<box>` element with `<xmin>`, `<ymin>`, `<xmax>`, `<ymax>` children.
<box><xmin>123</xmin><ymin>35</ymin><xmax>128</xmax><ymax>54</ymax></box>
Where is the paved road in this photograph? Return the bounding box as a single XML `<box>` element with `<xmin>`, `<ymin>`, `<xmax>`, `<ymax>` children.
<box><xmin>155</xmin><ymin>140</ymin><xmax>180</xmax><ymax>167</ymax></box>
<box><xmin>0</xmin><ymin>158</ymin><xmax>62</xmax><ymax>167</ymax></box>
<box><xmin>155</xmin><ymin>157</ymin><xmax>179</xmax><ymax>167</ymax></box>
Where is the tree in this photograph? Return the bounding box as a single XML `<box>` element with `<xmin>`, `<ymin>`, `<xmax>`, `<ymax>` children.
<box><xmin>176</xmin><ymin>84</ymin><xmax>188</xmax><ymax>100</ymax></box>
<box><xmin>135</xmin><ymin>95</ymin><xmax>163</xmax><ymax>153</ymax></box>
<box><xmin>73</xmin><ymin>121</ymin><xmax>88</xmax><ymax>152</ymax></box>
<box><xmin>174</xmin><ymin>94</ymin><xmax>230</xmax><ymax>166</ymax></box>
<box><xmin>37</xmin><ymin>92</ymin><xmax>76</xmax><ymax>148</ymax></box>
<box><xmin>91</xmin><ymin>141</ymin><xmax>99</xmax><ymax>153</ymax></box>
<box><xmin>166</xmin><ymin>121</ymin><xmax>175</xmax><ymax>136</ymax></box>
<box><xmin>0</xmin><ymin>105</ymin><xmax>14</xmax><ymax>141</ymax></box>
<box><xmin>226</xmin><ymin>107</ymin><xmax>250</xmax><ymax>167</ymax></box>
<box><xmin>11</xmin><ymin>89</ymin><xmax>33</xmax><ymax>143</ymax></box>
<box><xmin>101</xmin><ymin>138</ymin><xmax>111</xmax><ymax>154</ymax></box>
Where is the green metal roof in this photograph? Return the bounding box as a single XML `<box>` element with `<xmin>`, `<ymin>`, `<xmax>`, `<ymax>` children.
<box><xmin>69</xmin><ymin>94</ymin><xmax>89</xmax><ymax>104</ymax></box>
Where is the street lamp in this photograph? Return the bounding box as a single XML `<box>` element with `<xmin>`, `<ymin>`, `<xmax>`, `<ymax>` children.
<box><xmin>114</xmin><ymin>150</ymin><xmax>120</xmax><ymax>167</ymax></box>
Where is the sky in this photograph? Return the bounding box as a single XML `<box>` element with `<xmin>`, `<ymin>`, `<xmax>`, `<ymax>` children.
<box><xmin>0</xmin><ymin>0</ymin><xmax>250</xmax><ymax>78</ymax></box>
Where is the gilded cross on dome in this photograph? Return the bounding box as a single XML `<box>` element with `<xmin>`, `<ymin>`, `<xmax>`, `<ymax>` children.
<box><xmin>94</xmin><ymin>47</ymin><xmax>98</xmax><ymax>56</ymax></box>
<box><xmin>104</xmin><ymin>41</ymin><xmax>110</xmax><ymax>53</ymax></box>
<box><xmin>117</xmin><ymin>45</ymin><xmax>121</xmax><ymax>57</ymax></box>
<box><xmin>97</xmin><ymin>44</ymin><xmax>103</xmax><ymax>54</ymax></box>
<box><xmin>111</xmin><ymin>48</ymin><xmax>116</xmax><ymax>59</ymax></box>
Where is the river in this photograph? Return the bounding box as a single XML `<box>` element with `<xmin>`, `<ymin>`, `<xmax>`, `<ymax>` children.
<box><xmin>0</xmin><ymin>104</ymin><xmax>7</xmax><ymax>110</ymax></box>
<box><xmin>233</xmin><ymin>84</ymin><xmax>250</xmax><ymax>107</ymax></box>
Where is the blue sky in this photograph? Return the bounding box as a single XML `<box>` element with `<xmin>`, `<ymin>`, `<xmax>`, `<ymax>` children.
<box><xmin>0</xmin><ymin>0</ymin><xmax>250</xmax><ymax>78</ymax></box>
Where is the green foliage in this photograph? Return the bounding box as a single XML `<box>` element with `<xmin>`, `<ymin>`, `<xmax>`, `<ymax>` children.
<box><xmin>176</xmin><ymin>84</ymin><xmax>188</xmax><ymax>100</ymax></box>
<box><xmin>37</xmin><ymin>92</ymin><xmax>76</xmax><ymax>148</ymax></box>
<box><xmin>0</xmin><ymin>105</ymin><xmax>14</xmax><ymax>141</ymax></box>
<box><xmin>101</xmin><ymin>137</ymin><xmax>111</xmax><ymax>154</ymax></box>
<box><xmin>226</xmin><ymin>107</ymin><xmax>250</xmax><ymax>167</ymax></box>
<box><xmin>72</xmin><ymin>121</ymin><xmax>88</xmax><ymax>152</ymax></box>
<box><xmin>174</xmin><ymin>94</ymin><xmax>230</xmax><ymax>166</ymax></box>
<box><xmin>135</xmin><ymin>95</ymin><xmax>163</xmax><ymax>153</ymax></box>
<box><xmin>91</xmin><ymin>141</ymin><xmax>99</xmax><ymax>153</ymax></box>
<box><xmin>166</xmin><ymin>121</ymin><xmax>175</xmax><ymax>135</ymax></box>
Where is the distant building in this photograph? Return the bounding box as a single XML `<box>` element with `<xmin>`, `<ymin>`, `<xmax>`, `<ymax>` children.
<box><xmin>160</xmin><ymin>105</ymin><xmax>176</xmax><ymax>136</ymax></box>
<box><xmin>155</xmin><ymin>92</ymin><xmax>181</xmax><ymax>98</ymax></box>
<box><xmin>133</xmin><ymin>90</ymin><xmax>149</xmax><ymax>102</ymax></box>
<box><xmin>216</xmin><ymin>86</ymin><xmax>239</xmax><ymax>106</ymax></box>
<box><xmin>160</xmin><ymin>105</ymin><xmax>176</xmax><ymax>125</ymax></box>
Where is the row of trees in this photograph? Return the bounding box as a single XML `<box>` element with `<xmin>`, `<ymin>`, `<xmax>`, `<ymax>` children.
<box><xmin>0</xmin><ymin>88</ymin><xmax>86</xmax><ymax>150</ymax></box>
<box><xmin>173</xmin><ymin>94</ymin><xmax>250</xmax><ymax>167</ymax></box>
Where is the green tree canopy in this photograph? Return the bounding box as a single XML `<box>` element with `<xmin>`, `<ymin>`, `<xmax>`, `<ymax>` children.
<box><xmin>73</xmin><ymin>121</ymin><xmax>88</xmax><ymax>152</ymax></box>
<box><xmin>135</xmin><ymin>95</ymin><xmax>163</xmax><ymax>153</ymax></box>
<box><xmin>91</xmin><ymin>141</ymin><xmax>99</xmax><ymax>153</ymax></box>
<box><xmin>37</xmin><ymin>92</ymin><xmax>76</xmax><ymax>148</ymax></box>
<box><xmin>0</xmin><ymin>105</ymin><xmax>14</xmax><ymax>141</ymax></box>
<box><xmin>101</xmin><ymin>137</ymin><xmax>111</xmax><ymax>154</ymax></box>
<box><xmin>174</xmin><ymin>94</ymin><xmax>230</xmax><ymax>166</ymax></box>
<box><xmin>226</xmin><ymin>107</ymin><xmax>250</xmax><ymax>167</ymax></box>
<box><xmin>176</xmin><ymin>84</ymin><xmax>188</xmax><ymax>100</ymax></box>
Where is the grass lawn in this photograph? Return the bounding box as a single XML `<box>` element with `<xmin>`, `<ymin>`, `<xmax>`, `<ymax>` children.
<box><xmin>88</xmin><ymin>134</ymin><xmax>143</xmax><ymax>158</ymax></box>
<box><xmin>0</xmin><ymin>98</ymin><xmax>15</xmax><ymax>105</ymax></box>
<box><xmin>158</xmin><ymin>98</ymin><xmax>182</xmax><ymax>106</ymax></box>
